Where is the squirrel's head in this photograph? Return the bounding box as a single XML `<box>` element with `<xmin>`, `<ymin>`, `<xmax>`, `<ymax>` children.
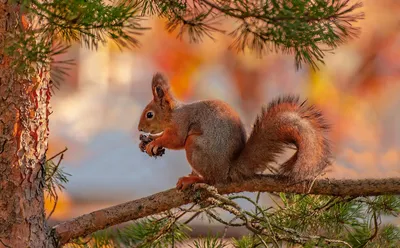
<box><xmin>138</xmin><ymin>73</ymin><xmax>176</xmax><ymax>134</ymax></box>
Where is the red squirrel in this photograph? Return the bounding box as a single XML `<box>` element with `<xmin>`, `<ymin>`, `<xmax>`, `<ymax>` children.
<box><xmin>138</xmin><ymin>73</ymin><xmax>331</xmax><ymax>190</ymax></box>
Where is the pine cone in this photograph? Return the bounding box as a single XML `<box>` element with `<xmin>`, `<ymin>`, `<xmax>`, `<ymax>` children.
<box><xmin>139</xmin><ymin>134</ymin><xmax>166</xmax><ymax>157</ymax></box>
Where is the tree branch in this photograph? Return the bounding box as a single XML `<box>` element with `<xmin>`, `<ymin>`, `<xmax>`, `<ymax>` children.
<box><xmin>52</xmin><ymin>176</ymin><xmax>400</xmax><ymax>246</ymax></box>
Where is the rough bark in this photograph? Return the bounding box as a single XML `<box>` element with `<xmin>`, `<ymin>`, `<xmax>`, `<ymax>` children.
<box><xmin>0</xmin><ymin>2</ymin><xmax>53</xmax><ymax>247</ymax></box>
<box><xmin>53</xmin><ymin>177</ymin><xmax>400</xmax><ymax>246</ymax></box>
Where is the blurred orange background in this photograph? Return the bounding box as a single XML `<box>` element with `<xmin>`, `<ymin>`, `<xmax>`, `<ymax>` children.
<box><xmin>45</xmin><ymin>0</ymin><xmax>400</xmax><ymax>227</ymax></box>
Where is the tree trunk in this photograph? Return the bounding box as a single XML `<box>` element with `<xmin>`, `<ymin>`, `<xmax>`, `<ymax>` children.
<box><xmin>0</xmin><ymin>2</ymin><xmax>54</xmax><ymax>247</ymax></box>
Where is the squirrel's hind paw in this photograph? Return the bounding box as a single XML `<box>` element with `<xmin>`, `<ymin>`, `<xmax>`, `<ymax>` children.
<box><xmin>176</xmin><ymin>176</ymin><xmax>205</xmax><ymax>190</ymax></box>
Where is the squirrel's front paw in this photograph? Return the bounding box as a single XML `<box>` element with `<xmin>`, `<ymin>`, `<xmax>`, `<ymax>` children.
<box><xmin>139</xmin><ymin>134</ymin><xmax>165</xmax><ymax>157</ymax></box>
<box><xmin>145</xmin><ymin>141</ymin><xmax>159</xmax><ymax>157</ymax></box>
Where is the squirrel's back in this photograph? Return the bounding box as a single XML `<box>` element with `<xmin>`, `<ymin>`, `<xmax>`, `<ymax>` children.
<box><xmin>172</xmin><ymin>100</ymin><xmax>247</xmax><ymax>182</ymax></box>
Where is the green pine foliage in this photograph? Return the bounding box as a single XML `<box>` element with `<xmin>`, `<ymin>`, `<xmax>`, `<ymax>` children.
<box><xmin>116</xmin><ymin>217</ymin><xmax>190</xmax><ymax>247</ymax></box>
<box><xmin>3</xmin><ymin>0</ymin><xmax>364</xmax><ymax>88</ymax></box>
<box><xmin>5</xmin><ymin>0</ymin><xmax>147</xmax><ymax>86</ymax></box>
<box><xmin>69</xmin><ymin>193</ymin><xmax>400</xmax><ymax>248</ymax></box>
<box><xmin>69</xmin><ymin>215</ymin><xmax>191</xmax><ymax>248</ymax></box>
<box><xmin>232</xmin><ymin>234</ymin><xmax>255</xmax><ymax>248</ymax></box>
<box><xmin>44</xmin><ymin>148</ymin><xmax>70</xmax><ymax>219</ymax></box>
<box><xmin>45</xmin><ymin>148</ymin><xmax>70</xmax><ymax>200</ymax></box>
<box><xmin>190</xmin><ymin>234</ymin><xmax>228</xmax><ymax>248</ymax></box>
<box><xmin>144</xmin><ymin>0</ymin><xmax>365</xmax><ymax>68</ymax></box>
<box><xmin>232</xmin><ymin>193</ymin><xmax>400</xmax><ymax>247</ymax></box>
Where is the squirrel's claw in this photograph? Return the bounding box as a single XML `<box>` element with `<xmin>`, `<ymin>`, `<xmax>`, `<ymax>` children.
<box><xmin>176</xmin><ymin>177</ymin><xmax>191</xmax><ymax>190</ymax></box>
<box><xmin>176</xmin><ymin>178</ymin><xmax>184</xmax><ymax>190</ymax></box>
<box><xmin>176</xmin><ymin>176</ymin><xmax>204</xmax><ymax>190</ymax></box>
<box><xmin>145</xmin><ymin>141</ymin><xmax>158</xmax><ymax>156</ymax></box>
<box><xmin>139</xmin><ymin>134</ymin><xmax>166</xmax><ymax>157</ymax></box>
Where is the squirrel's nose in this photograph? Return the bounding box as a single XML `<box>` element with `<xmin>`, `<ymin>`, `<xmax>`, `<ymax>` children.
<box><xmin>139</xmin><ymin>128</ymin><xmax>143</xmax><ymax>132</ymax></box>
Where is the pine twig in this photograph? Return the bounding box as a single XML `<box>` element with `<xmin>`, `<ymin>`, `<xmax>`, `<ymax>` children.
<box><xmin>46</xmin><ymin>152</ymin><xmax>65</xmax><ymax>182</ymax></box>
<box><xmin>47</xmin><ymin>147</ymin><xmax>68</xmax><ymax>162</ymax></box>
<box><xmin>47</xmin><ymin>190</ymin><xmax>58</xmax><ymax>220</ymax></box>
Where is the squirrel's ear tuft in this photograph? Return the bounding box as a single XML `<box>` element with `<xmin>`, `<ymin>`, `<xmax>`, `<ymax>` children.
<box><xmin>152</xmin><ymin>73</ymin><xmax>169</xmax><ymax>88</ymax></box>
<box><xmin>151</xmin><ymin>72</ymin><xmax>175</xmax><ymax>108</ymax></box>
<box><xmin>155</xmin><ymin>85</ymin><xmax>164</xmax><ymax>99</ymax></box>
<box><xmin>152</xmin><ymin>72</ymin><xmax>169</xmax><ymax>100</ymax></box>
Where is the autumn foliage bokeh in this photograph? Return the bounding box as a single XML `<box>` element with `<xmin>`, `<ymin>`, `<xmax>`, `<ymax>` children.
<box><xmin>45</xmin><ymin>0</ymin><xmax>400</xmax><ymax>222</ymax></box>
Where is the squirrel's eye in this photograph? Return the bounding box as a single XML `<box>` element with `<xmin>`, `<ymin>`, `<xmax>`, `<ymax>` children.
<box><xmin>146</xmin><ymin>111</ymin><xmax>154</xmax><ymax>119</ymax></box>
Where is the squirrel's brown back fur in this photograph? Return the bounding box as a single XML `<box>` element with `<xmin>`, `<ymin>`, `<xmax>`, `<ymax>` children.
<box><xmin>172</xmin><ymin>100</ymin><xmax>247</xmax><ymax>184</ymax></box>
<box><xmin>230</xmin><ymin>95</ymin><xmax>331</xmax><ymax>182</ymax></box>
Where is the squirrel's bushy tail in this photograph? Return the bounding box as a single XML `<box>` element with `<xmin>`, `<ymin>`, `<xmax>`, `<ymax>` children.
<box><xmin>230</xmin><ymin>96</ymin><xmax>331</xmax><ymax>182</ymax></box>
